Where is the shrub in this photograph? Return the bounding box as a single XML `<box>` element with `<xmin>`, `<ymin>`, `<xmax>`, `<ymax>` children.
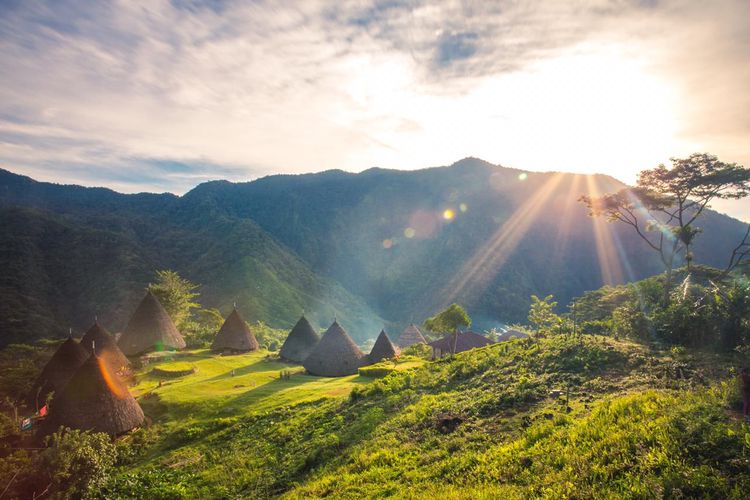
<box><xmin>39</xmin><ymin>428</ymin><xmax>117</xmax><ymax>498</ymax></box>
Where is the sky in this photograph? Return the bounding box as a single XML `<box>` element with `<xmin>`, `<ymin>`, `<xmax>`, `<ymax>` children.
<box><xmin>1</xmin><ymin>0</ymin><xmax>749</xmax><ymax>220</ymax></box>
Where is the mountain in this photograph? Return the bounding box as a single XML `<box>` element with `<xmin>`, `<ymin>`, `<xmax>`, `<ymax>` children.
<box><xmin>0</xmin><ymin>173</ymin><xmax>385</xmax><ymax>346</ymax></box>
<box><xmin>0</xmin><ymin>159</ymin><xmax>748</xmax><ymax>346</ymax></box>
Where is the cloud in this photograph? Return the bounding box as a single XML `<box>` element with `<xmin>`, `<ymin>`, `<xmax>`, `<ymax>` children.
<box><xmin>0</xmin><ymin>0</ymin><xmax>747</xmax><ymax>222</ymax></box>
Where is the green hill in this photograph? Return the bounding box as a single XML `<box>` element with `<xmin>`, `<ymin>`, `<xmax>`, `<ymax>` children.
<box><xmin>79</xmin><ymin>335</ymin><xmax>748</xmax><ymax>498</ymax></box>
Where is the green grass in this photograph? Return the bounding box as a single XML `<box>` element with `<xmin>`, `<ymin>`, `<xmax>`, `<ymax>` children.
<box><xmin>102</xmin><ymin>337</ymin><xmax>750</xmax><ymax>499</ymax></box>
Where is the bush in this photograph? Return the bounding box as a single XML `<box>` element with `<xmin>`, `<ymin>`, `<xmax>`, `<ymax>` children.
<box><xmin>39</xmin><ymin>427</ymin><xmax>117</xmax><ymax>498</ymax></box>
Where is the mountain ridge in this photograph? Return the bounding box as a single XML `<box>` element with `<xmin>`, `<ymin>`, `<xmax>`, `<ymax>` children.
<box><xmin>0</xmin><ymin>159</ymin><xmax>748</xmax><ymax>346</ymax></box>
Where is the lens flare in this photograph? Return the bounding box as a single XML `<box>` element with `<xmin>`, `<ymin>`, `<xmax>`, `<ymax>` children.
<box><xmin>459</xmin><ymin>203</ymin><xmax>468</xmax><ymax>212</ymax></box>
<box><xmin>382</xmin><ymin>238</ymin><xmax>393</xmax><ymax>249</ymax></box>
<box><xmin>404</xmin><ymin>227</ymin><xmax>415</xmax><ymax>238</ymax></box>
<box><xmin>98</xmin><ymin>354</ymin><xmax>127</xmax><ymax>399</ymax></box>
<box><xmin>518</xmin><ymin>172</ymin><xmax>528</xmax><ymax>181</ymax></box>
<box><xmin>443</xmin><ymin>209</ymin><xmax>455</xmax><ymax>220</ymax></box>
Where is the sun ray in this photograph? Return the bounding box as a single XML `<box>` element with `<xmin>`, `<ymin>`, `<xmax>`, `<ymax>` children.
<box><xmin>584</xmin><ymin>175</ymin><xmax>626</xmax><ymax>285</ymax></box>
<box><xmin>437</xmin><ymin>173</ymin><xmax>566</xmax><ymax>307</ymax></box>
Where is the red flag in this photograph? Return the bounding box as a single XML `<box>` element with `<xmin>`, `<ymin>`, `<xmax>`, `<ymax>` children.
<box><xmin>38</xmin><ymin>405</ymin><xmax>47</xmax><ymax>417</ymax></box>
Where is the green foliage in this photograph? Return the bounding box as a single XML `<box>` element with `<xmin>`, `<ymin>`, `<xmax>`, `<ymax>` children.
<box><xmin>423</xmin><ymin>303</ymin><xmax>471</xmax><ymax>333</ymax></box>
<box><xmin>0</xmin><ymin>343</ymin><xmax>48</xmax><ymax>403</ymax></box>
<box><xmin>528</xmin><ymin>295</ymin><xmax>560</xmax><ymax>333</ymax></box>
<box><xmin>40</xmin><ymin>427</ymin><xmax>118</xmax><ymax>498</ymax></box>
<box><xmin>251</xmin><ymin>321</ymin><xmax>288</xmax><ymax>351</ymax></box>
<box><xmin>148</xmin><ymin>270</ymin><xmax>200</xmax><ymax>330</ymax></box>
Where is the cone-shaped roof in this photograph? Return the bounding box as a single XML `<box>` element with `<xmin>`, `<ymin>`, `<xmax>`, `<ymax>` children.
<box><xmin>397</xmin><ymin>323</ymin><xmax>426</xmax><ymax>347</ymax></box>
<box><xmin>279</xmin><ymin>315</ymin><xmax>320</xmax><ymax>363</ymax></box>
<box><xmin>369</xmin><ymin>329</ymin><xmax>400</xmax><ymax>363</ymax></box>
<box><xmin>211</xmin><ymin>308</ymin><xmax>259</xmax><ymax>352</ymax></box>
<box><xmin>46</xmin><ymin>353</ymin><xmax>144</xmax><ymax>436</ymax></box>
<box><xmin>303</xmin><ymin>321</ymin><xmax>365</xmax><ymax>377</ymax></box>
<box><xmin>81</xmin><ymin>322</ymin><xmax>130</xmax><ymax>372</ymax></box>
<box><xmin>118</xmin><ymin>291</ymin><xmax>186</xmax><ymax>356</ymax></box>
<box><xmin>28</xmin><ymin>336</ymin><xmax>89</xmax><ymax>408</ymax></box>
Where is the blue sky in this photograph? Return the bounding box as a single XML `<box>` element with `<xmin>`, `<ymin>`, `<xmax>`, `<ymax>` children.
<box><xmin>0</xmin><ymin>0</ymin><xmax>749</xmax><ymax>219</ymax></box>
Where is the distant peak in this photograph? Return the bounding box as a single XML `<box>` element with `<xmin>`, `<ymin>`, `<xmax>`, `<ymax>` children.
<box><xmin>450</xmin><ymin>157</ymin><xmax>497</xmax><ymax>169</ymax></box>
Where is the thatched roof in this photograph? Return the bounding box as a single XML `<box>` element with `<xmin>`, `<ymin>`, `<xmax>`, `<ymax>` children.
<box><xmin>303</xmin><ymin>320</ymin><xmax>365</xmax><ymax>377</ymax></box>
<box><xmin>428</xmin><ymin>330</ymin><xmax>494</xmax><ymax>356</ymax></box>
<box><xmin>279</xmin><ymin>315</ymin><xmax>320</xmax><ymax>363</ymax></box>
<box><xmin>81</xmin><ymin>321</ymin><xmax>130</xmax><ymax>373</ymax></box>
<box><xmin>369</xmin><ymin>330</ymin><xmax>400</xmax><ymax>363</ymax></box>
<box><xmin>28</xmin><ymin>336</ymin><xmax>89</xmax><ymax>408</ymax></box>
<box><xmin>118</xmin><ymin>291</ymin><xmax>186</xmax><ymax>356</ymax></box>
<box><xmin>397</xmin><ymin>323</ymin><xmax>426</xmax><ymax>347</ymax></box>
<box><xmin>497</xmin><ymin>329</ymin><xmax>530</xmax><ymax>342</ymax></box>
<box><xmin>46</xmin><ymin>353</ymin><xmax>144</xmax><ymax>436</ymax></box>
<box><xmin>211</xmin><ymin>308</ymin><xmax>259</xmax><ymax>352</ymax></box>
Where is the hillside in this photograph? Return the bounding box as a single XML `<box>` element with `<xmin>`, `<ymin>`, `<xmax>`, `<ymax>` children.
<box><xmin>1</xmin><ymin>159</ymin><xmax>748</xmax><ymax>345</ymax></box>
<box><xmin>81</xmin><ymin>335</ymin><xmax>749</xmax><ymax>498</ymax></box>
<box><xmin>0</xmin><ymin>204</ymin><xmax>384</xmax><ymax>347</ymax></box>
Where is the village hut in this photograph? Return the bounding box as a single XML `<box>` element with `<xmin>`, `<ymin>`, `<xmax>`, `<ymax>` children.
<box><xmin>369</xmin><ymin>329</ymin><xmax>400</xmax><ymax>363</ymax></box>
<box><xmin>27</xmin><ymin>334</ymin><xmax>89</xmax><ymax>409</ymax></box>
<box><xmin>496</xmin><ymin>329</ymin><xmax>530</xmax><ymax>342</ymax></box>
<box><xmin>397</xmin><ymin>323</ymin><xmax>427</xmax><ymax>348</ymax></box>
<box><xmin>428</xmin><ymin>330</ymin><xmax>494</xmax><ymax>359</ymax></box>
<box><xmin>117</xmin><ymin>291</ymin><xmax>186</xmax><ymax>356</ymax></box>
<box><xmin>81</xmin><ymin>321</ymin><xmax>130</xmax><ymax>374</ymax></box>
<box><xmin>211</xmin><ymin>307</ymin><xmax>259</xmax><ymax>353</ymax></box>
<box><xmin>45</xmin><ymin>352</ymin><xmax>144</xmax><ymax>436</ymax></box>
<box><xmin>279</xmin><ymin>315</ymin><xmax>320</xmax><ymax>363</ymax></box>
<box><xmin>303</xmin><ymin>320</ymin><xmax>366</xmax><ymax>377</ymax></box>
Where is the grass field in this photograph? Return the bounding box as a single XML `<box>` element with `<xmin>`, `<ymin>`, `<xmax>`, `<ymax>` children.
<box><xmin>132</xmin><ymin>350</ymin><xmax>424</xmax><ymax>419</ymax></box>
<box><xmin>100</xmin><ymin>338</ymin><xmax>750</xmax><ymax>498</ymax></box>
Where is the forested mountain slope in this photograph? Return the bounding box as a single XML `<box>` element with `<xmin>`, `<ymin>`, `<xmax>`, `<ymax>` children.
<box><xmin>0</xmin><ymin>158</ymin><xmax>747</xmax><ymax>345</ymax></box>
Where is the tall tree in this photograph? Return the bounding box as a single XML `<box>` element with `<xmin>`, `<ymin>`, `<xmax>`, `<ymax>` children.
<box><xmin>147</xmin><ymin>270</ymin><xmax>200</xmax><ymax>329</ymax></box>
<box><xmin>423</xmin><ymin>303</ymin><xmax>471</xmax><ymax>333</ymax></box>
<box><xmin>580</xmin><ymin>153</ymin><xmax>750</xmax><ymax>303</ymax></box>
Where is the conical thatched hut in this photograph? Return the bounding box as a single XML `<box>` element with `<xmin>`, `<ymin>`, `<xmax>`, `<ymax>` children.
<box><xmin>27</xmin><ymin>335</ymin><xmax>89</xmax><ymax>409</ymax></box>
<box><xmin>369</xmin><ymin>329</ymin><xmax>400</xmax><ymax>363</ymax></box>
<box><xmin>303</xmin><ymin>320</ymin><xmax>365</xmax><ymax>377</ymax></box>
<box><xmin>397</xmin><ymin>323</ymin><xmax>426</xmax><ymax>348</ymax></box>
<box><xmin>211</xmin><ymin>308</ymin><xmax>259</xmax><ymax>353</ymax></box>
<box><xmin>45</xmin><ymin>353</ymin><xmax>144</xmax><ymax>436</ymax></box>
<box><xmin>118</xmin><ymin>291</ymin><xmax>186</xmax><ymax>356</ymax></box>
<box><xmin>279</xmin><ymin>315</ymin><xmax>320</xmax><ymax>363</ymax></box>
<box><xmin>81</xmin><ymin>321</ymin><xmax>130</xmax><ymax>373</ymax></box>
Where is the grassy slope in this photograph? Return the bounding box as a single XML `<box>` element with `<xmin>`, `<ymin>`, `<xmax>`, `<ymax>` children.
<box><xmin>106</xmin><ymin>338</ymin><xmax>750</xmax><ymax>499</ymax></box>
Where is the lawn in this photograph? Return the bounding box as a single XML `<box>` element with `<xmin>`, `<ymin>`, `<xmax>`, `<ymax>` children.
<box><xmin>132</xmin><ymin>350</ymin><xmax>424</xmax><ymax>420</ymax></box>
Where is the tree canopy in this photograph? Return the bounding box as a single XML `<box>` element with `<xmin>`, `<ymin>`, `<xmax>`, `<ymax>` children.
<box><xmin>147</xmin><ymin>270</ymin><xmax>200</xmax><ymax>329</ymax></box>
<box><xmin>423</xmin><ymin>303</ymin><xmax>471</xmax><ymax>333</ymax></box>
<box><xmin>580</xmin><ymin>153</ymin><xmax>750</xmax><ymax>302</ymax></box>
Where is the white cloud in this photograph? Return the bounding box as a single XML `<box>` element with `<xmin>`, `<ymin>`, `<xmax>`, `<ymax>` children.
<box><xmin>0</xmin><ymin>0</ymin><xmax>747</xmax><ymax>221</ymax></box>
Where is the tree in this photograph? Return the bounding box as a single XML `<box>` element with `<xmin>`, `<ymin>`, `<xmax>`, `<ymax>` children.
<box><xmin>147</xmin><ymin>270</ymin><xmax>200</xmax><ymax>329</ymax></box>
<box><xmin>580</xmin><ymin>153</ymin><xmax>750</xmax><ymax>303</ymax></box>
<box><xmin>423</xmin><ymin>303</ymin><xmax>471</xmax><ymax>333</ymax></box>
<box><xmin>528</xmin><ymin>295</ymin><xmax>560</xmax><ymax>333</ymax></box>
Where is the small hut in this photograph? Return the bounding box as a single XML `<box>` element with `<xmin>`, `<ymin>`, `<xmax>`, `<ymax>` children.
<box><xmin>211</xmin><ymin>307</ymin><xmax>259</xmax><ymax>353</ymax></box>
<box><xmin>45</xmin><ymin>352</ymin><xmax>144</xmax><ymax>436</ymax></box>
<box><xmin>397</xmin><ymin>323</ymin><xmax>426</xmax><ymax>348</ymax></box>
<box><xmin>496</xmin><ymin>329</ymin><xmax>530</xmax><ymax>342</ymax></box>
<box><xmin>279</xmin><ymin>315</ymin><xmax>320</xmax><ymax>363</ymax></box>
<box><xmin>369</xmin><ymin>330</ymin><xmax>400</xmax><ymax>363</ymax></box>
<box><xmin>81</xmin><ymin>321</ymin><xmax>130</xmax><ymax>374</ymax></box>
<box><xmin>118</xmin><ymin>291</ymin><xmax>186</xmax><ymax>356</ymax></box>
<box><xmin>303</xmin><ymin>320</ymin><xmax>365</xmax><ymax>377</ymax></box>
<box><xmin>428</xmin><ymin>330</ymin><xmax>494</xmax><ymax>359</ymax></box>
<box><xmin>27</xmin><ymin>335</ymin><xmax>89</xmax><ymax>410</ymax></box>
